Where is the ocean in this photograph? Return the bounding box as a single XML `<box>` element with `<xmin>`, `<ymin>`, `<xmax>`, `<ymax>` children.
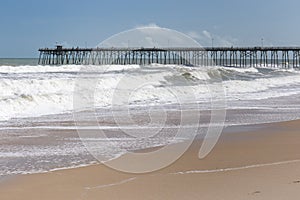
<box><xmin>1</xmin><ymin>58</ymin><xmax>300</xmax><ymax>176</ymax></box>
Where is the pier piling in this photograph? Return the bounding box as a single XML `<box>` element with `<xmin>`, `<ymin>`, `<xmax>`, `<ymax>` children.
<box><xmin>38</xmin><ymin>46</ymin><xmax>300</xmax><ymax>68</ymax></box>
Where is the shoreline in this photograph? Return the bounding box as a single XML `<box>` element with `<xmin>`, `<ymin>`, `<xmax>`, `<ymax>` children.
<box><xmin>0</xmin><ymin>119</ymin><xmax>284</xmax><ymax>178</ymax></box>
<box><xmin>1</xmin><ymin>119</ymin><xmax>300</xmax><ymax>199</ymax></box>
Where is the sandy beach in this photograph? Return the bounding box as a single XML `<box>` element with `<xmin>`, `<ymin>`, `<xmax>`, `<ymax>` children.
<box><xmin>1</xmin><ymin>0</ymin><xmax>300</xmax><ymax>199</ymax></box>
<box><xmin>1</xmin><ymin>119</ymin><xmax>300</xmax><ymax>200</ymax></box>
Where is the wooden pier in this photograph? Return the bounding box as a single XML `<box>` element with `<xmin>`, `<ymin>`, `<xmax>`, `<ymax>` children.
<box><xmin>38</xmin><ymin>46</ymin><xmax>300</xmax><ymax>68</ymax></box>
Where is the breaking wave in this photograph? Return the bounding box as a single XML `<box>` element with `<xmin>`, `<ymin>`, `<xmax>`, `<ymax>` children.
<box><xmin>1</xmin><ymin>64</ymin><xmax>300</xmax><ymax>121</ymax></box>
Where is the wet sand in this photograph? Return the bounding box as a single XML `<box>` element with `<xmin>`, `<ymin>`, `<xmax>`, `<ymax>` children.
<box><xmin>1</xmin><ymin>120</ymin><xmax>300</xmax><ymax>200</ymax></box>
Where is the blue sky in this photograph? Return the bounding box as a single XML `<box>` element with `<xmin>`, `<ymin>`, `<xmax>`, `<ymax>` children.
<box><xmin>0</xmin><ymin>0</ymin><xmax>299</xmax><ymax>57</ymax></box>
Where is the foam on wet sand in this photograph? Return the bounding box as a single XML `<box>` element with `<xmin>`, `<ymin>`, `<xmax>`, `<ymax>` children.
<box><xmin>1</xmin><ymin>120</ymin><xmax>300</xmax><ymax>200</ymax></box>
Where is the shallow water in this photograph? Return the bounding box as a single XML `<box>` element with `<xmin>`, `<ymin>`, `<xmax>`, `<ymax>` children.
<box><xmin>1</xmin><ymin>61</ymin><xmax>300</xmax><ymax>176</ymax></box>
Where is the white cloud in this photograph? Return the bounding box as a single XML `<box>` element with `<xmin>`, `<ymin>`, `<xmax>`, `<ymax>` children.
<box><xmin>135</xmin><ymin>23</ymin><xmax>160</xmax><ymax>29</ymax></box>
<box><xmin>100</xmin><ymin>26</ymin><xmax>200</xmax><ymax>48</ymax></box>
<box><xmin>187</xmin><ymin>30</ymin><xmax>238</xmax><ymax>47</ymax></box>
<box><xmin>202</xmin><ymin>30</ymin><xmax>212</xmax><ymax>39</ymax></box>
<box><xmin>186</xmin><ymin>31</ymin><xmax>202</xmax><ymax>40</ymax></box>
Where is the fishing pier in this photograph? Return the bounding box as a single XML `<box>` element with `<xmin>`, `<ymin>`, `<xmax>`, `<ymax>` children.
<box><xmin>38</xmin><ymin>46</ymin><xmax>300</xmax><ymax>68</ymax></box>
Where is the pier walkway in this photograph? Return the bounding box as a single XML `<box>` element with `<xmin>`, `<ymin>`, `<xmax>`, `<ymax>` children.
<box><xmin>38</xmin><ymin>46</ymin><xmax>300</xmax><ymax>68</ymax></box>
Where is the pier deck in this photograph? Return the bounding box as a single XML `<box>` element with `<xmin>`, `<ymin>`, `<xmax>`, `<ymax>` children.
<box><xmin>38</xmin><ymin>46</ymin><xmax>300</xmax><ymax>68</ymax></box>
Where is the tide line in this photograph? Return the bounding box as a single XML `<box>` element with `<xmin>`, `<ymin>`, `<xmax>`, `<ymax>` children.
<box><xmin>85</xmin><ymin>177</ymin><xmax>137</xmax><ymax>190</ymax></box>
<box><xmin>172</xmin><ymin>159</ymin><xmax>300</xmax><ymax>175</ymax></box>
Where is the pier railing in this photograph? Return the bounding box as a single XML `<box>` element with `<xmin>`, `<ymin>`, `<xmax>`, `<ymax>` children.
<box><xmin>38</xmin><ymin>47</ymin><xmax>300</xmax><ymax>68</ymax></box>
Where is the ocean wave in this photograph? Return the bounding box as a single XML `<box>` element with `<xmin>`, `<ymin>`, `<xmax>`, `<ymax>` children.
<box><xmin>1</xmin><ymin>64</ymin><xmax>300</xmax><ymax>121</ymax></box>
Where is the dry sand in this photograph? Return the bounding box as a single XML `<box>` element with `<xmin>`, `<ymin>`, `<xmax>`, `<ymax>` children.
<box><xmin>1</xmin><ymin>120</ymin><xmax>300</xmax><ymax>200</ymax></box>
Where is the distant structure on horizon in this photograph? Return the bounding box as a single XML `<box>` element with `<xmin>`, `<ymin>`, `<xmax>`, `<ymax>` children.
<box><xmin>38</xmin><ymin>45</ymin><xmax>300</xmax><ymax>68</ymax></box>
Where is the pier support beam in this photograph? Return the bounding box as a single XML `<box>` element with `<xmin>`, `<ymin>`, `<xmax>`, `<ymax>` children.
<box><xmin>38</xmin><ymin>47</ymin><xmax>300</xmax><ymax>69</ymax></box>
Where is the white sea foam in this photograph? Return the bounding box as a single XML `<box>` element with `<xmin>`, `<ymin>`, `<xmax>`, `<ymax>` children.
<box><xmin>2</xmin><ymin>63</ymin><xmax>300</xmax><ymax>177</ymax></box>
<box><xmin>223</xmin><ymin>74</ymin><xmax>300</xmax><ymax>100</ymax></box>
<box><xmin>1</xmin><ymin>64</ymin><xmax>300</xmax><ymax>121</ymax></box>
<box><xmin>0</xmin><ymin>65</ymin><xmax>81</xmax><ymax>73</ymax></box>
<box><xmin>220</xmin><ymin>66</ymin><xmax>260</xmax><ymax>73</ymax></box>
<box><xmin>85</xmin><ymin>177</ymin><xmax>137</xmax><ymax>190</ymax></box>
<box><xmin>172</xmin><ymin>159</ymin><xmax>300</xmax><ymax>175</ymax></box>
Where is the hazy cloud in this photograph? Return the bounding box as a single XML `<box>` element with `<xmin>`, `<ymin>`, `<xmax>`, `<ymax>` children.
<box><xmin>135</xmin><ymin>23</ymin><xmax>160</xmax><ymax>29</ymax></box>
<box><xmin>186</xmin><ymin>31</ymin><xmax>202</xmax><ymax>40</ymax></box>
<box><xmin>187</xmin><ymin>30</ymin><xmax>238</xmax><ymax>47</ymax></box>
<box><xmin>202</xmin><ymin>30</ymin><xmax>212</xmax><ymax>39</ymax></box>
